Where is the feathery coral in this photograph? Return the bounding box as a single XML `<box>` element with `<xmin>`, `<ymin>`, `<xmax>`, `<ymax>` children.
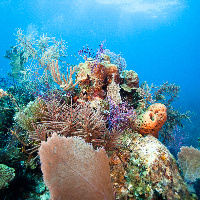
<box><xmin>26</xmin><ymin>96</ymin><xmax>111</xmax><ymax>151</ymax></box>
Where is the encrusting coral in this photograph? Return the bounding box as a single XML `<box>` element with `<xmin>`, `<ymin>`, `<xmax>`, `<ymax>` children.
<box><xmin>121</xmin><ymin>70</ymin><xmax>139</xmax><ymax>92</ymax></box>
<box><xmin>75</xmin><ymin>57</ymin><xmax>120</xmax><ymax>105</ymax></box>
<box><xmin>111</xmin><ymin>133</ymin><xmax>196</xmax><ymax>200</ymax></box>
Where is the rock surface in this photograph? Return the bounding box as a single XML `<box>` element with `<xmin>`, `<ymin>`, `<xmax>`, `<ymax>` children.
<box><xmin>110</xmin><ymin>133</ymin><xmax>197</xmax><ymax>200</ymax></box>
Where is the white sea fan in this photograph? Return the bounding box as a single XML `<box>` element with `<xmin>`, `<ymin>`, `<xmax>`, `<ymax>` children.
<box><xmin>178</xmin><ymin>146</ymin><xmax>200</xmax><ymax>183</ymax></box>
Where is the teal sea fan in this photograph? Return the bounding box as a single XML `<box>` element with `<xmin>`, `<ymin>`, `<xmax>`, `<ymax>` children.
<box><xmin>0</xmin><ymin>164</ymin><xmax>15</xmax><ymax>189</ymax></box>
<box><xmin>4</xmin><ymin>46</ymin><xmax>26</xmax><ymax>80</ymax></box>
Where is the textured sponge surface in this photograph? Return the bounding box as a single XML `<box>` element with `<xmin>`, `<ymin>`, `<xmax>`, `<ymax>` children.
<box><xmin>135</xmin><ymin>103</ymin><xmax>167</xmax><ymax>138</ymax></box>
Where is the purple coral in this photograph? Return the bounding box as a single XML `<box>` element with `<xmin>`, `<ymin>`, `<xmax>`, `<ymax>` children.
<box><xmin>104</xmin><ymin>49</ymin><xmax>127</xmax><ymax>72</ymax></box>
<box><xmin>165</xmin><ymin>125</ymin><xmax>188</xmax><ymax>156</ymax></box>
<box><xmin>107</xmin><ymin>101</ymin><xmax>136</xmax><ymax>131</ymax></box>
<box><xmin>78</xmin><ymin>44</ymin><xmax>94</xmax><ymax>60</ymax></box>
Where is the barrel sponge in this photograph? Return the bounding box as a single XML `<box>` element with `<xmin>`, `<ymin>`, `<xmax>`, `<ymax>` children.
<box><xmin>148</xmin><ymin>103</ymin><xmax>167</xmax><ymax>135</ymax></box>
<box><xmin>135</xmin><ymin>103</ymin><xmax>167</xmax><ymax>138</ymax></box>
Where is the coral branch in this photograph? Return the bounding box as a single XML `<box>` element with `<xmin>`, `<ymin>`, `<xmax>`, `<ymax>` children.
<box><xmin>50</xmin><ymin>60</ymin><xmax>79</xmax><ymax>91</ymax></box>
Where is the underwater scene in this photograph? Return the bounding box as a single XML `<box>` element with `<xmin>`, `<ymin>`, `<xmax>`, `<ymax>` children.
<box><xmin>0</xmin><ymin>0</ymin><xmax>200</xmax><ymax>200</ymax></box>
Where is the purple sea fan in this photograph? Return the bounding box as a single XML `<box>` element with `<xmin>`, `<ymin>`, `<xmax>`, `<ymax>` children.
<box><xmin>165</xmin><ymin>125</ymin><xmax>188</xmax><ymax>156</ymax></box>
<box><xmin>95</xmin><ymin>41</ymin><xmax>106</xmax><ymax>63</ymax></box>
<box><xmin>104</xmin><ymin>49</ymin><xmax>127</xmax><ymax>73</ymax></box>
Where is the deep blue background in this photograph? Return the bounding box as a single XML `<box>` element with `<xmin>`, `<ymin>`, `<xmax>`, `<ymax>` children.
<box><xmin>0</xmin><ymin>0</ymin><xmax>199</xmax><ymax>147</ymax></box>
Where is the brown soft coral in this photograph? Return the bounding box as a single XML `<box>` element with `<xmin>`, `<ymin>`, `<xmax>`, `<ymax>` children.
<box><xmin>135</xmin><ymin>103</ymin><xmax>167</xmax><ymax>138</ymax></box>
<box><xmin>76</xmin><ymin>59</ymin><xmax>120</xmax><ymax>85</ymax></box>
<box><xmin>76</xmin><ymin>57</ymin><xmax>120</xmax><ymax>105</ymax></box>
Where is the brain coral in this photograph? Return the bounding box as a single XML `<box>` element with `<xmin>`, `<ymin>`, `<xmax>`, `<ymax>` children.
<box><xmin>135</xmin><ymin>103</ymin><xmax>167</xmax><ymax>138</ymax></box>
<box><xmin>121</xmin><ymin>70</ymin><xmax>139</xmax><ymax>92</ymax></box>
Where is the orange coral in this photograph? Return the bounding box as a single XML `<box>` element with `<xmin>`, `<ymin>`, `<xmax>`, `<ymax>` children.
<box><xmin>135</xmin><ymin>103</ymin><xmax>167</xmax><ymax>138</ymax></box>
<box><xmin>92</xmin><ymin>63</ymin><xmax>107</xmax><ymax>82</ymax></box>
<box><xmin>105</xmin><ymin>63</ymin><xmax>120</xmax><ymax>84</ymax></box>
<box><xmin>148</xmin><ymin>103</ymin><xmax>167</xmax><ymax>135</ymax></box>
<box><xmin>76</xmin><ymin>57</ymin><xmax>121</xmax><ymax>105</ymax></box>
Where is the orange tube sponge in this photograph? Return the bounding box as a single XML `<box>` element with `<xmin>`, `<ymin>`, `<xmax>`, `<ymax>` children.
<box><xmin>148</xmin><ymin>103</ymin><xmax>167</xmax><ymax>135</ymax></box>
<box><xmin>135</xmin><ymin>103</ymin><xmax>167</xmax><ymax>138</ymax></box>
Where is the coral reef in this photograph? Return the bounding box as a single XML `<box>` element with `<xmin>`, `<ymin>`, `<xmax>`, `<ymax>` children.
<box><xmin>0</xmin><ymin>31</ymin><xmax>198</xmax><ymax>199</ymax></box>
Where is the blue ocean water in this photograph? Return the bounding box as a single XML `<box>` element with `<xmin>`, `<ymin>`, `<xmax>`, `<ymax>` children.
<box><xmin>0</xmin><ymin>0</ymin><xmax>200</xmax><ymax>198</ymax></box>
